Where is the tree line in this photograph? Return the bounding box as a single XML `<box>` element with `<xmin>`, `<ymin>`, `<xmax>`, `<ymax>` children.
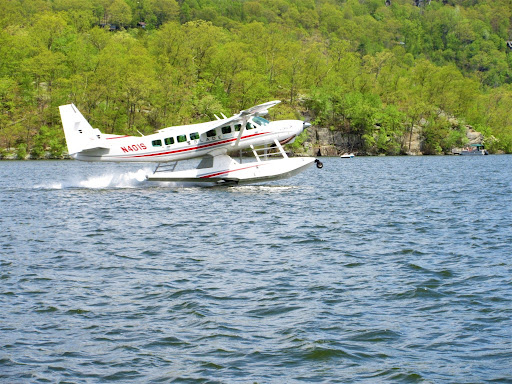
<box><xmin>1</xmin><ymin>0</ymin><xmax>512</xmax><ymax>158</ymax></box>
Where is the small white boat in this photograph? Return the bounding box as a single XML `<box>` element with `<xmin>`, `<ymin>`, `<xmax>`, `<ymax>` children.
<box><xmin>340</xmin><ymin>153</ymin><xmax>355</xmax><ymax>158</ymax></box>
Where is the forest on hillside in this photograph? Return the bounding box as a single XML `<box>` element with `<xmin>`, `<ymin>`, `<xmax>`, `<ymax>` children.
<box><xmin>1</xmin><ymin>0</ymin><xmax>512</xmax><ymax>158</ymax></box>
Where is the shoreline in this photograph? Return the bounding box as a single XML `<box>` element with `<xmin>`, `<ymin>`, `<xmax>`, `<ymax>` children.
<box><xmin>1</xmin><ymin>152</ymin><xmax>506</xmax><ymax>161</ymax></box>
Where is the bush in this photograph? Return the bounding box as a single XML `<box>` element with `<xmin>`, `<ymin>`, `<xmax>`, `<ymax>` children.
<box><xmin>49</xmin><ymin>139</ymin><xmax>65</xmax><ymax>158</ymax></box>
<box><xmin>30</xmin><ymin>144</ymin><xmax>45</xmax><ymax>159</ymax></box>
<box><xmin>16</xmin><ymin>143</ymin><xmax>27</xmax><ymax>159</ymax></box>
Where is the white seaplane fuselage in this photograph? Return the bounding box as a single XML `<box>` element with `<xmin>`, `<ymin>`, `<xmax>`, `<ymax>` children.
<box><xmin>59</xmin><ymin>101</ymin><xmax>318</xmax><ymax>185</ymax></box>
<box><xmin>71</xmin><ymin>118</ymin><xmax>304</xmax><ymax>162</ymax></box>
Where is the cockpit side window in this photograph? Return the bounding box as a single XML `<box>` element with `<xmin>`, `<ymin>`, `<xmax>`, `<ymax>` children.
<box><xmin>234</xmin><ymin>124</ymin><xmax>241</xmax><ymax>132</ymax></box>
<box><xmin>253</xmin><ymin>116</ymin><xmax>269</xmax><ymax>126</ymax></box>
<box><xmin>246</xmin><ymin>122</ymin><xmax>254</xmax><ymax>130</ymax></box>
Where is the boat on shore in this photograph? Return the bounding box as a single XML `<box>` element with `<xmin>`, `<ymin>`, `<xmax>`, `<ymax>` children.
<box><xmin>452</xmin><ymin>144</ymin><xmax>488</xmax><ymax>156</ymax></box>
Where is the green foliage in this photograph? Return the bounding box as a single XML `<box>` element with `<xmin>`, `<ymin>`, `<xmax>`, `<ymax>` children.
<box><xmin>374</xmin><ymin>105</ymin><xmax>406</xmax><ymax>155</ymax></box>
<box><xmin>49</xmin><ymin>137</ymin><xmax>65</xmax><ymax>158</ymax></box>
<box><xmin>16</xmin><ymin>143</ymin><xmax>27</xmax><ymax>159</ymax></box>
<box><xmin>0</xmin><ymin>0</ymin><xmax>512</xmax><ymax>156</ymax></box>
<box><xmin>30</xmin><ymin>125</ymin><xmax>65</xmax><ymax>158</ymax></box>
<box><xmin>289</xmin><ymin>130</ymin><xmax>308</xmax><ymax>152</ymax></box>
<box><xmin>422</xmin><ymin>116</ymin><xmax>468</xmax><ymax>154</ymax></box>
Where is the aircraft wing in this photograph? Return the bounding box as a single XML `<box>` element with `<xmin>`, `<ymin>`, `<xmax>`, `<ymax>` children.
<box><xmin>187</xmin><ymin>100</ymin><xmax>281</xmax><ymax>136</ymax></box>
<box><xmin>239</xmin><ymin>100</ymin><xmax>281</xmax><ymax>117</ymax></box>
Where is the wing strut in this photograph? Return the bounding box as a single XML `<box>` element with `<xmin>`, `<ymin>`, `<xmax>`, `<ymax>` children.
<box><xmin>250</xmin><ymin>145</ymin><xmax>261</xmax><ymax>162</ymax></box>
<box><xmin>273</xmin><ymin>139</ymin><xmax>289</xmax><ymax>158</ymax></box>
<box><xmin>233</xmin><ymin>116</ymin><xmax>249</xmax><ymax>148</ymax></box>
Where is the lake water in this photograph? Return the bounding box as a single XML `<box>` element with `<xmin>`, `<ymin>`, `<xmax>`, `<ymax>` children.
<box><xmin>1</xmin><ymin>156</ymin><xmax>511</xmax><ymax>383</ymax></box>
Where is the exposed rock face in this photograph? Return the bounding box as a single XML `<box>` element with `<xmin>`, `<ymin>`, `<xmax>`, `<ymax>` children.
<box><xmin>403</xmin><ymin>125</ymin><xmax>423</xmax><ymax>156</ymax></box>
<box><xmin>466</xmin><ymin>127</ymin><xmax>483</xmax><ymax>144</ymax></box>
<box><xmin>293</xmin><ymin>122</ymin><xmax>485</xmax><ymax>156</ymax></box>
<box><xmin>317</xmin><ymin>145</ymin><xmax>338</xmax><ymax>156</ymax></box>
<box><xmin>299</xmin><ymin>126</ymin><xmax>362</xmax><ymax>156</ymax></box>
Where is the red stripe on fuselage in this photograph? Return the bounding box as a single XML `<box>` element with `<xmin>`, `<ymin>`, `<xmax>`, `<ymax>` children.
<box><xmin>106</xmin><ymin>135</ymin><xmax>131</xmax><ymax>140</ymax></box>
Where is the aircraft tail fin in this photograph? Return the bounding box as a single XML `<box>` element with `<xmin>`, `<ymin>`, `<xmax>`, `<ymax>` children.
<box><xmin>59</xmin><ymin>104</ymin><xmax>108</xmax><ymax>155</ymax></box>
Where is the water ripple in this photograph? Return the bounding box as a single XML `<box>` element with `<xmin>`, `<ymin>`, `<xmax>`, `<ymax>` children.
<box><xmin>1</xmin><ymin>157</ymin><xmax>511</xmax><ymax>383</ymax></box>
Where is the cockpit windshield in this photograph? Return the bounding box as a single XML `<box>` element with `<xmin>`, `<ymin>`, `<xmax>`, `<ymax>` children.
<box><xmin>252</xmin><ymin>116</ymin><xmax>270</xmax><ymax>126</ymax></box>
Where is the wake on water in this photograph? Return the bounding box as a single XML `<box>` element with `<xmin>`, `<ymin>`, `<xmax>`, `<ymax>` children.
<box><xmin>37</xmin><ymin>168</ymin><xmax>159</xmax><ymax>190</ymax></box>
<box><xmin>34</xmin><ymin>166</ymin><xmax>301</xmax><ymax>191</ymax></box>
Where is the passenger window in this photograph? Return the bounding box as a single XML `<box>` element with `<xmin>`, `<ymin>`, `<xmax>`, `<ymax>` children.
<box><xmin>190</xmin><ymin>132</ymin><xmax>199</xmax><ymax>140</ymax></box>
<box><xmin>177</xmin><ymin>135</ymin><xmax>187</xmax><ymax>143</ymax></box>
<box><xmin>152</xmin><ymin>139</ymin><xmax>162</xmax><ymax>147</ymax></box>
<box><xmin>222</xmin><ymin>126</ymin><xmax>231</xmax><ymax>134</ymax></box>
<box><xmin>164</xmin><ymin>137</ymin><xmax>174</xmax><ymax>145</ymax></box>
<box><xmin>206</xmin><ymin>129</ymin><xmax>216</xmax><ymax>138</ymax></box>
<box><xmin>234</xmin><ymin>124</ymin><xmax>241</xmax><ymax>132</ymax></box>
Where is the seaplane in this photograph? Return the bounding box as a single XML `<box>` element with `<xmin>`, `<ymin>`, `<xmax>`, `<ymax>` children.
<box><xmin>59</xmin><ymin>101</ymin><xmax>322</xmax><ymax>185</ymax></box>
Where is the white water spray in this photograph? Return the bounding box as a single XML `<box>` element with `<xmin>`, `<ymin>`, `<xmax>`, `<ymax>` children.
<box><xmin>37</xmin><ymin>168</ymin><xmax>153</xmax><ymax>189</ymax></box>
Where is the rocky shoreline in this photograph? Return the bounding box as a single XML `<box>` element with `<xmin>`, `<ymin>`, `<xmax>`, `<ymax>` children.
<box><xmin>292</xmin><ymin>124</ymin><xmax>490</xmax><ymax>157</ymax></box>
<box><xmin>0</xmin><ymin>151</ymin><xmax>70</xmax><ymax>160</ymax></box>
<box><xmin>0</xmin><ymin>124</ymin><xmax>493</xmax><ymax>160</ymax></box>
